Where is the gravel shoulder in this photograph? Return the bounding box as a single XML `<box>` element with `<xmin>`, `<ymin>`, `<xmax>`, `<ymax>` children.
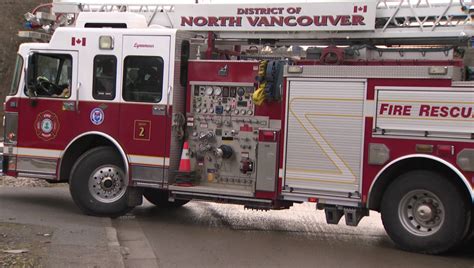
<box><xmin>0</xmin><ymin>176</ymin><xmax>64</xmax><ymax>188</ymax></box>
<box><xmin>0</xmin><ymin>222</ymin><xmax>55</xmax><ymax>267</ymax></box>
<box><xmin>0</xmin><ymin>178</ymin><xmax>124</xmax><ymax>268</ymax></box>
<box><xmin>0</xmin><ymin>177</ymin><xmax>54</xmax><ymax>267</ymax></box>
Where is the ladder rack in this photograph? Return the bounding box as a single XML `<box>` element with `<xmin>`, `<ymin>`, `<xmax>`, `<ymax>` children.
<box><xmin>24</xmin><ymin>0</ymin><xmax>474</xmax><ymax>45</ymax></box>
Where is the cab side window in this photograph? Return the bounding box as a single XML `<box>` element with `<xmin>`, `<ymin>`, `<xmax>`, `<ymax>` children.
<box><xmin>26</xmin><ymin>53</ymin><xmax>72</xmax><ymax>98</ymax></box>
<box><xmin>122</xmin><ymin>56</ymin><xmax>164</xmax><ymax>103</ymax></box>
<box><xmin>93</xmin><ymin>55</ymin><xmax>117</xmax><ymax>100</ymax></box>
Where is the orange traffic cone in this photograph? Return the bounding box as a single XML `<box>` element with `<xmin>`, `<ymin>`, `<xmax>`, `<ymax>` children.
<box><xmin>178</xmin><ymin>141</ymin><xmax>191</xmax><ymax>172</ymax></box>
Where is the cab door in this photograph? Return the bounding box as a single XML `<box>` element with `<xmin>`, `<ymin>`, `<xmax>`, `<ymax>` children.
<box><xmin>119</xmin><ymin>35</ymin><xmax>172</xmax><ymax>186</ymax></box>
<box><xmin>16</xmin><ymin>50</ymin><xmax>78</xmax><ymax>178</ymax></box>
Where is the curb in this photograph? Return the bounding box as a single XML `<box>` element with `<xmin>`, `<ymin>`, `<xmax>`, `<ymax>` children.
<box><xmin>103</xmin><ymin>218</ymin><xmax>126</xmax><ymax>268</ymax></box>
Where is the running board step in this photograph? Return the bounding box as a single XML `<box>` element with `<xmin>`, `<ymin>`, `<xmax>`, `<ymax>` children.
<box><xmin>319</xmin><ymin>205</ymin><xmax>369</xmax><ymax>226</ymax></box>
<box><xmin>343</xmin><ymin>208</ymin><xmax>369</xmax><ymax>227</ymax></box>
<box><xmin>324</xmin><ymin>206</ymin><xmax>344</xmax><ymax>225</ymax></box>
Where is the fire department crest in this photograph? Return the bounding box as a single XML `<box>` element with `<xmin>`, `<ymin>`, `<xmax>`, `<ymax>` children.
<box><xmin>34</xmin><ymin>110</ymin><xmax>60</xmax><ymax>141</ymax></box>
<box><xmin>90</xmin><ymin>108</ymin><xmax>105</xmax><ymax>125</ymax></box>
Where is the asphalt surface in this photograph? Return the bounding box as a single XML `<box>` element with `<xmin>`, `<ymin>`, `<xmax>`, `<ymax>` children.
<box><xmin>114</xmin><ymin>200</ymin><xmax>474</xmax><ymax>268</ymax></box>
<box><xmin>1</xmin><ymin>186</ymin><xmax>472</xmax><ymax>267</ymax></box>
<box><xmin>0</xmin><ymin>186</ymin><xmax>123</xmax><ymax>268</ymax></box>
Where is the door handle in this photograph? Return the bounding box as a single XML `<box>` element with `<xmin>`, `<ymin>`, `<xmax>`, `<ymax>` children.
<box><xmin>166</xmin><ymin>85</ymin><xmax>172</xmax><ymax>115</ymax></box>
<box><xmin>152</xmin><ymin>105</ymin><xmax>166</xmax><ymax>116</ymax></box>
<box><xmin>75</xmin><ymin>82</ymin><xmax>81</xmax><ymax>114</ymax></box>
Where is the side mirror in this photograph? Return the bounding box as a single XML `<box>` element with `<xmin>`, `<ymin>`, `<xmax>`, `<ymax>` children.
<box><xmin>25</xmin><ymin>52</ymin><xmax>37</xmax><ymax>98</ymax></box>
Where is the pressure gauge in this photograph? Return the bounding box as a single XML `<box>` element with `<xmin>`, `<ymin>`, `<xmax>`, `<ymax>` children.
<box><xmin>205</xmin><ymin>86</ymin><xmax>214</xmax><ymax>96</ymax></box>
<box><xmin>237</xmin><ymin>87</ymin><xmax>245</xmax><ymax>97</ymax></box>
<box><xmin>214</xmin><ymin>86</ymin><xmax>222</xmax><ymax>96</ymax></box>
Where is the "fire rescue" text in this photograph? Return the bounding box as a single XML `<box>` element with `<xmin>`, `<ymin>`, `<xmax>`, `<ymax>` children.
<box><xmin>379</xmin><ymin>103</ymin><xmax>474</xmax><ymax>118</ymax></box>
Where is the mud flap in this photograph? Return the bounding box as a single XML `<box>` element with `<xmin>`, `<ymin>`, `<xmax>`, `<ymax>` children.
<box><xmin>127</xmin><ymin>187</ymin><xmax>143</xmax><ymax>207</ymax></box>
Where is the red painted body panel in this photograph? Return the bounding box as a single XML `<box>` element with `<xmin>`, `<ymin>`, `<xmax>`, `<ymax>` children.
<box><xmin>118</xmin><ymin>102</ymin><xmax>169</xmax><ymax>160</ymax></box>
<box><xmin>297</xmin><ymin>59</ymin><xmax>464</xmax><ymax>67</ymax></box>
<box><xmin>10</xmin><ymin>96</ymin><xmax>171</xmax><ymax>182</ymax></box>
<box><xmin>361</xmin><ymin>78</ymin><xmax>474</xmax><ymax>203</ymax></box>
<box><xmin>362</xmin><ymin>116</ymin><xmax>474</xmax><ymax>202</ymax></box>
<box><xmin>17</xmin><ymin>98</ymin><xmax>79</xmax><ymax>150</ymax></box>
<box><xmin>14</xmin><ymin>98</ymin><xmax>170</xmax><ymax>158</ymax></box>
<box><xmin>279</xmin><ymin>80</ymin><xmax>288</xmax><ymax>170</ymax></box>
<box><xmin>187</xmin><ymin>61</ymin><xmax>258</xmax><ymax>83</ymax></box>
<box><xmin>77</xmin><ymin>102</ymin><xmax>120</xmax><ymax>142</ymax></box>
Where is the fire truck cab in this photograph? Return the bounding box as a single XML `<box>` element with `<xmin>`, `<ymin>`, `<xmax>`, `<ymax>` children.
<box><xmin>4</xmin><ymin>0</ymin><xmax>474</xmax><ymax>254</ymax></box>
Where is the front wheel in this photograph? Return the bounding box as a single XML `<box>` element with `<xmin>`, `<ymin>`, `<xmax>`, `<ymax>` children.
<box><xmin>69</xmin><ymin>146</ymin><xmax>132</xmax><ymax>217</ymax></box>
<box><xmin>381</xmin><ymin>170</ymin><xmax>470</xmax><ymax>254</ymax></box>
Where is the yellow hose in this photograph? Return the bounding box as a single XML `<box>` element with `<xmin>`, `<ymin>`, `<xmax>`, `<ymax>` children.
<box><xmin>252</xmin><ymin>82</ymin><xmax>266</xmax><ymax>106</ymax></box>
<box><xmin>252</xmin><ymin>60</ymin><xmax>268</xmax><ymax>106</ymax></box>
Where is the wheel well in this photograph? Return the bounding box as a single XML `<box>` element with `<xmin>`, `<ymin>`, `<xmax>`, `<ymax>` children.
<box><xmin>59</xmin><ymin>135</ymin><xmax>123</xmax><ymax>182</ymax></box>
<box><xmin>368</xmin><ymin>157</ymin><xmax>472</xmax><ymax>212</ymax></box>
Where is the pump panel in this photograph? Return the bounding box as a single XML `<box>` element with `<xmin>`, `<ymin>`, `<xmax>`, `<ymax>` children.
<box><xmin>186</xmin><ymin>82</ymin><xmax>270</xmax><ymax>195</ymax></box>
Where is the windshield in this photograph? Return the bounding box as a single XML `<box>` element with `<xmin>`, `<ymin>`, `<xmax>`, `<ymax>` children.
<box><xmin>26</xmin><ymin>53</ymin><xmax>72</xmax><ymax>98</ymax></box>
<box><xmin>9</xmin><ymin>55</ymin><xmax>23</xmax><ymax>96</ymax></box>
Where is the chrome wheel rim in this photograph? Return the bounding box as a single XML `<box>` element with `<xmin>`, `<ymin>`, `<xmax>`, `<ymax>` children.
<box><xmin>398</xmin><ymin>190</ymin><xmax>445</xmax><ymax>236</ymax></box>
<box><xmin>88</xmin><ymin>165</ymin><xmax>126</xmax><ymax>203</ymax></box>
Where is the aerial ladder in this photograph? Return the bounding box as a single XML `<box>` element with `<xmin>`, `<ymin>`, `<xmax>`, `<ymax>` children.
<box><xmin>20</xmin><ymin>0</ymin><xmax>474</xmax><ymax>46</ymax></box>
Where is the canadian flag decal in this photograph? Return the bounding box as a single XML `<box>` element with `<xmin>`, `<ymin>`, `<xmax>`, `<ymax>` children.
<box><xmin>71</xmin><ymin>37</ymin><xmax>86</xmax><ymax>46</ymax></box>
<box><xmin>353</xmin><ymin>5</ymin><xmax>367</xmax><ymax>13</ymax></box>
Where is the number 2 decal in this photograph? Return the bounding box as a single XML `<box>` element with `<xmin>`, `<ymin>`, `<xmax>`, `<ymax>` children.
<box><xmin>134</xmin><ymin>120</ymin><xmax>151</xmax><ymax>141</ymax></box>
<box><xmin>138</xmin><ymin>127</ymin><xmax>145</xmax><ymax>137</ymax></box>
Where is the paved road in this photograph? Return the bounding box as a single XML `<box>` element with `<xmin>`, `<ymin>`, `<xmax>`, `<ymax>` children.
<box><xmin>0</xmin><ymin>186</ymin><xmax>123</xmax><ymax>268</ymax></box>
<box><xmin>114</xmin><ymin>200</ymin><xmax>474</xmax><ymax>268</ymax></box>
<box><xmin>2</xmin><ymin>186</ymin><xmax>472</xmax><ymax>267</ymax></box>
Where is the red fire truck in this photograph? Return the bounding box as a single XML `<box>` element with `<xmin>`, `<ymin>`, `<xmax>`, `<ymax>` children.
<box><xmin>4</xmin><ymin>0</ymin><xmax>474</xmax><ymax>254</ymax></box>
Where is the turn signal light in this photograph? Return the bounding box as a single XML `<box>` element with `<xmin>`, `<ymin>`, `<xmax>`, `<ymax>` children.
<box><xmin>8</xmin><ymin>157</ymin><xmax>17</xmax><ymax>171</ymax></box>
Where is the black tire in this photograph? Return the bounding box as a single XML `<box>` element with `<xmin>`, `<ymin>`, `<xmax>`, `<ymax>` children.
<box><xmin>69</xmin><ymin>146</ymin><xmax>132</xmax><ymax>217</ymax></box>
<box><xmin>461</xmin><ymin>208</ymin><xmax>474</xmax><ymax>246</ymax></box>
<box><xmin>381</xmin><ymin>170</ymin><xmax>470</xmax><ymax>254</ymax></box>
<box><xmin>143</xmin><ymin>188</ymin><xmax>189</xmax><ymax>208</ymax></box>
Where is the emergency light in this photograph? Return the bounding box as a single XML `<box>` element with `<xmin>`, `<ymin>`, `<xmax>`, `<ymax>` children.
<box><xmin>99</xmin><ymin>36</ymin><xmax>114</xmax><ymax>50</ymax></box>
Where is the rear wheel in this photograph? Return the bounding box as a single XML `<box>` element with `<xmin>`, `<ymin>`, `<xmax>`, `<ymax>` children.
<box><xmin>143</xmin><ymin>188</ymin><xmax>188</xmax><ymax>208</ymax></box>
<box><xmin>69</xmin><ymin>146</ymin><xmax>132</xmax><ymax>217</ymax></box>
<box><xmin>461</xmin><ymin>209</ymin><xmax>474</xmax><ymax>246</ymax></box>
<box><xmin>381</xmin><ymin>170</ymin><xmax>470</xmax><ymax>254</ymax></box>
